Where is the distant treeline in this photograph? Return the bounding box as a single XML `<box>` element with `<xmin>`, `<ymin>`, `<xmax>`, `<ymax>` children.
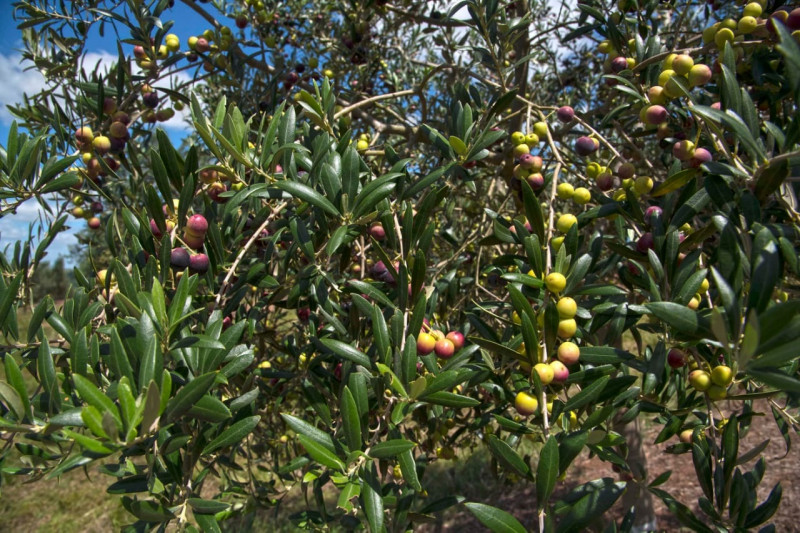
<box><xmin>30</xmin><ymin>258</ymin><xmax>72</xmax><ymax>301</ymax></box>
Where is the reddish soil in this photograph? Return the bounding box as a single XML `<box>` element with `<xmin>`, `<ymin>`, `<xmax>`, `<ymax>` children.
<box><xmin>421</xmin><ymin>399</ymin><xmax>799</xmax><ymax>532</ymax></box>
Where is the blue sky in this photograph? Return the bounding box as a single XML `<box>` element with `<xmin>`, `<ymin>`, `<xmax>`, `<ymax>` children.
<box><xmin>0</xmin><ymin>0</ymin><xmax>575</xmax><ymax>267</ymax></box>
<box><xmin>0</xmin><ymin>2</ymin><xmax>210</xmax><ymax>266</ymax></box>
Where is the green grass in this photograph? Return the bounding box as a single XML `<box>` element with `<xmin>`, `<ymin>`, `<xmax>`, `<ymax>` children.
<box><xmin>0</xmin><ymin>468</ymin><xmax>130</xmax><ymax>533</ymax></box>
<box><xmin>0</xmin><ymin>309</ymin><xmax>668</xmax><ymax>531</ymax></box>
<box><xmin>0</xmin><ymin>304</ymin><xmax>129</xmax><ymax>532</ymax></box>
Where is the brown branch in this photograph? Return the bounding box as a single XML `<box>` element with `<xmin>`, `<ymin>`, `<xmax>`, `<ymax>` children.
<box><xmin>211</xmin><ymin>201</ymin><xmax>287</xmax><ymax>313</ymax></box>
<box><xmin>333</xmin><ymin>89</ymin><xmax>416</xmax><ymax>120</ymax></box>
<box><xmin>385</xmin><ymin>3</ymin><xmax>471</xmax><ymax>28</ymax></box>
<box><xmin>509</xmin><ymin>0</ymin><xmax>531</xmax><ymax>134</ymax></box>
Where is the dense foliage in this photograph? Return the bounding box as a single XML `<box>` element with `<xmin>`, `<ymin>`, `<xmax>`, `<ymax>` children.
<box><xmin>1</xmin><ymin>0</ymin><xmax>799</xmax><ymax>531</ymax></box>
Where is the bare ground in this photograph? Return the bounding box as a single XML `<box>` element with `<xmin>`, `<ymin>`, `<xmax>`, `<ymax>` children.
<box><xmin>1</xmin><ymin>400</ymin><xmax>797</xmax><ymax>532</ymax></box>
<box><xmin>419</xmin><ymin>399</ymin><xmax>800</xmax><ymax>532</ymax></box>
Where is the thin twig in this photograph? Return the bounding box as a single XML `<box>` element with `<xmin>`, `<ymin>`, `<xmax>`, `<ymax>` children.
<box><xmin>334</xmin><ymin>89</ymin><xmax>416</xmax><ymax>120</ymax></box>
<box><xmin>211</xmin><ymin>201</ymin><xmax>287</xmax><ymax>313</ymax></box>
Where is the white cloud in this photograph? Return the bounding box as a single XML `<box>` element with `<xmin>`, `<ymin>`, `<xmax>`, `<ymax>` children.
<box><xmin>0</xmin><ymin>197</ymin><xmax>80</xmax><ymax>264</ymax></box>
<box><xmin>0</xmin><ymin>54</ymin><xmax>49</xmax><ymax>125</ymax></box>
<box><xmin>81</xmin><ymin>51</ymin><xmax>119</xmax><ymax>73</ymax></box>
<box><xmin>0</xmin><ymin>50</ymin><xmax>120</xmax><ymax>125</ymax></box>
<box><xmin>0</xmin><ymin>49</ymin><xmax>196</xmax><ymax>131</ymax></box>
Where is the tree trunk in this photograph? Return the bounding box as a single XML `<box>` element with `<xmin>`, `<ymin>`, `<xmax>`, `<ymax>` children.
<box><xmin>614</xmin><ymin>415</ymin><xmax>657</xmax><ymax>532</ymax></box>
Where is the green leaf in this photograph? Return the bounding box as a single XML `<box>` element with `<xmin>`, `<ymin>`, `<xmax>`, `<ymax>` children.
<box><xmin>399</xmin><ymin>449</ymin><xmax>422</xmax><ymax>490</ymax></box>
<box><xmin>537</xmin><ymin>435</ymin><xmax>559</xmax><ymax>510</ymax></box>
<box><xmin>376</xmin><ymin>363</ymin><xmax>408</xmax><ymax>398</ymax></box>
<box><xmin>645</xmin><ymin>302</ymin><xmax>709</xmax><ymax>337</ymax></box>
<box><xmin>463</xmin><ymin>502</ymin><xmax>526</xmax><ymax>533</ymax></box>
<box><xmin>372</xmin><ymin>305</ymin><xmax>391</xmax><ymax>365</ymax></box>
<box><xmin>352</xmin><ymin>181</ymin><xmax>398</xmax><ymax>220</ymax></box>
<box><xmin>719</xmin><ymin>63</ymin><xmax>743</xmax><ymax>117</ymax></box>
<box><xmin>326</xmin><ymin>225</ymin><xmax>352</xmax><ymax>256</ymax></box>
<box><xmin>422</xmin><ymin>391</ymin><xmax>480</xmax><ymax>408</ymax></box>
<box><xmin>117</xmin><ymin>379</ymin><xmax>136</xmax><ymax>435</ymax></box>
<box><xmin>72</xmin><ymin>374</ymin><xmax>122</xmax><ymax>432</ymax></box>
<box><xmin>746</xmin><ymin>367</ymin><xmax>800</xmax><ymax>394</ymax></box>
<box><xmin>126</xmin><ymin>498</ymin><xmax>175</xmax><ymax>522</ymax></box>
<box><xmin>449</xmin><ymin>135</ymin><xmax>468</xmax><ymax>156</ymax></box>
<box><xmin>140</xmin><ymin>381</ymin><xmax>161</xmax><ymax>434</ymax></box>
<box><xmin>487</xmin><ymin>90</ymin><xmax>518</xmax><ymax>119</ymax></box>
<box><xmin>754</xmin><ymin>160</ymin><xmax>789</xmax><ymax>202</ymax></box>
<box><xmin>675</xmin><ymin>269</ymin><xmax>708</xmax><ymax>307</ymax></box>
<box><xmin>150</xmin><ymin>149</ymin><xmax>173</xmax><ymax>208</ymax></box>
<box><xmin>210</xmin><ymin>125</ymin><xmax>251</xmax><ymax>167</ymax></box>
<box><xmin>468</xmin><ymin>129</ymin><xmax>506</xmax><ymax>159</ymax></box>
<box><xmin>274</xmin><ymin>180</ymin><xmax>340</xmax><ymax>217</ymax></box>
<box><xmin>187</xmin><ymin>395</ymin><xmax>232</xmax><ymax>423</ymax></box>
<box><xmin>736</xmin><ymin>439</ymin><xmax>770</xmax><ymax>466</ymax></box>
<box><xmin>578</xmin><ymin>346</ymin><xmax>637</xmax><ymax>366</ymax></box>
<box><xmin>651</xmin><ymin>168</ymin><xmax>697</xmax><ymax>197</ymax></box>
<box><xmin>487</xmin><ymin>435</ymin><xmax>530</xmax><ymax>478</ymax></box>
<box><xmin>361</xmin><ymin>465</ymin><xmax>384</xmax><ymax>532</ymax></box>
<box><xmin>318</xmin><ymin>338</ymin><xmax>372</xmax><ymax>368</ymax></box>
<box><xmin>107</xmin><ymin>327</ymin><xmax>135</xmax><ymax>385</ymax></box>
<box><xmin>748</xmin><ymin>238</ymin><xmax>780</xmax><ymax>316</ymax></box>
<box><xmin>564</xmin><ymin>375</ymin><xmax>609</xmax><ymax>412</ymax></box>
<box><xmin>417</xmin><ymin>370</ymin><xmax>464</xmax><ymax>399</ymax></box>
<box><xmin>202</xmin><ymin>415</ymin><xmax>260</xmax><ymax>454</ymax></box>
<box><xmin>139</xmin><ymin>336</ymin><xmax>161</xmax><ymax>393</ymax></box>
<box><xmin>553</xmin><ymin>478</ymin><xmax>626</xmax><ymax>532</ymax></box>
<box><xmin>162</xmin><ymin>372</ymin><xmax>217</xmax><ymax>422</ymax></box>
<box><xmin>666</xmin><ymin>188</ymin><xmax>710</xmax><ymax>234</ymax></box>
<box><xmin>745</xmin><ymin>482</ymin><xmax>782</xmax><ymax>528</ymax></box>
<box><xmin>0</xmin><ymin>272</ymin><xmax>23</xmax><ymax>331</ymax></box>
<box><xmin>172</xmin><ymin>335</ymin><xmax>226</xmax><ymax>351</ymax></box>
<box><xmin>278</xmin><ymin>105</ymin><xmax>296</xmax><ymax>146</ymax></box>
<box><xmin>501</xmin><ymin>272</ymin><xmax>544</xmax><ymax>289</ymax></box>
<box><xmin>650</xmin><ymin>488</ymin><xmax>714</xmax><ymax>533</ymax></box>
<box><xmin>721</xmin><ymin>414</ymin><xmax>739</xmax><ymax>498</ymax></box>
<box><xmin>44</xmin><ymin>309</ymin><xmax>71</xmax><ymax>343</ymax></box>
<box><xmin>692</xmin><ymin>432</ymin><xmax>714</xmax><ymax>501</ymax></box>
<box><xmin>691</xmin><ymin>105</ymin><xmax>765</xmax><ymax>162</ymax></box>
<box><xmin>188</xmin><ymin>498</ymin><xmax>230</xmax><ymax>514</ymax></box>
<box><xmin>195</xmin><ymin>514</ymin><xmax>222</xmax><ymax>533</ymax></box>
<box><xmin>281</xmin><ymin>413</ymin><xmax>336</xmax><ymax>452</ymax></box>
<box><xmin>469</xmin><ymin>336</ymin><xmax>525</xmax><ymax>362</ymax></box>
<box><xmin>341</xmin><ymin>387</ymin><xmax>362</xmax><ymax>452</ymax></box>
<box><xmin>26</xmin><ymin>296</ymin><xmax>51</xmax><ymax>343</ymax></box>
<box><xmin>403</xmin><ymin>164</ymin><xmax>453</xmax><ymax>199</ymax></box>
<box><xmin>0</xmin><ymin>381</ymin><xmax>24</xmax><ymax>421</ymax></box>
<box><xmin>81</xmin><ymin>405</ymin><xmax>110</xmax><ymax>439</ymax></box>
<box><xmin>150</xmin><ymin>278</ymin><xmax>168</xmax><ymax>325</ymax></box>
<box><xmin>369</xmin><ymin>439</ymin><xmax>416</xmax><ymax>459</ymax></box>
<box><xmin>106</xmin><ymin>475</ymin><xmax>148</xmax><ymax>494</ymax></box>
<box><xmin>347</xmin><ymin>279</ymin><xmax>396</xmax><ymax>309</ymax></box>
<box><xmin>337</xmin><ymin>481</ymin><xmax>360</xmax><ymax>512</ymax></box>
<box><xmin>4</xmin><ymin>356</ymin><xmax>30</xmax><ymax>422</ymax></box>
<box><xmin>61</xmin><ymin>429</ymin><xmax>114</xmax><ymax>455</ymax></box>
<box><xmin>298</xmin><ymin>434</ymin><xmax>344</xmax><ymax>471</ymax></box>
<box><xmin>521</xmin><ymin>180</ymin><xmax>545</xmax><ymax>242</ymax></box>
<box><xmin>559</xmin><ymin>431</ymin><xmax>588</xmax><ymax>475</ymax></box>
<box><xmin>40</xmin><ymin>170</ymin><xmax>82</xmax><ymax>194</ymax></box>
<box><xmin>756</xmin><ymin>301</ymin><xmax>800</xmax><ymax>350</ymax></box>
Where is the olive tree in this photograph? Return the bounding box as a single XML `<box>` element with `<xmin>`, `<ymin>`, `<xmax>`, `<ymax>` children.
<box><xmin>0</xmin><ymin>0</ymin><xmax>799</xmax><ymax>531</ymax></box>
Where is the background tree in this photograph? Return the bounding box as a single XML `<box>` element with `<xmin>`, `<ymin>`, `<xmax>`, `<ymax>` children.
<box><xmin>28</xmin><ymin>257</ymin><xmax>72</xmax><ymax>301</ymax></box>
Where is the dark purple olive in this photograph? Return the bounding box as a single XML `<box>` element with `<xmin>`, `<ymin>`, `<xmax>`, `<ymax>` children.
<box><xmin>189</xmin><ymin>253</ymin><xmax>209</xmax><ymax>273</ymax></box>
<box><xmin>170</xmin><ymin>247</ymin><xmax>191</xmax><ymax>269</ymax></box>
